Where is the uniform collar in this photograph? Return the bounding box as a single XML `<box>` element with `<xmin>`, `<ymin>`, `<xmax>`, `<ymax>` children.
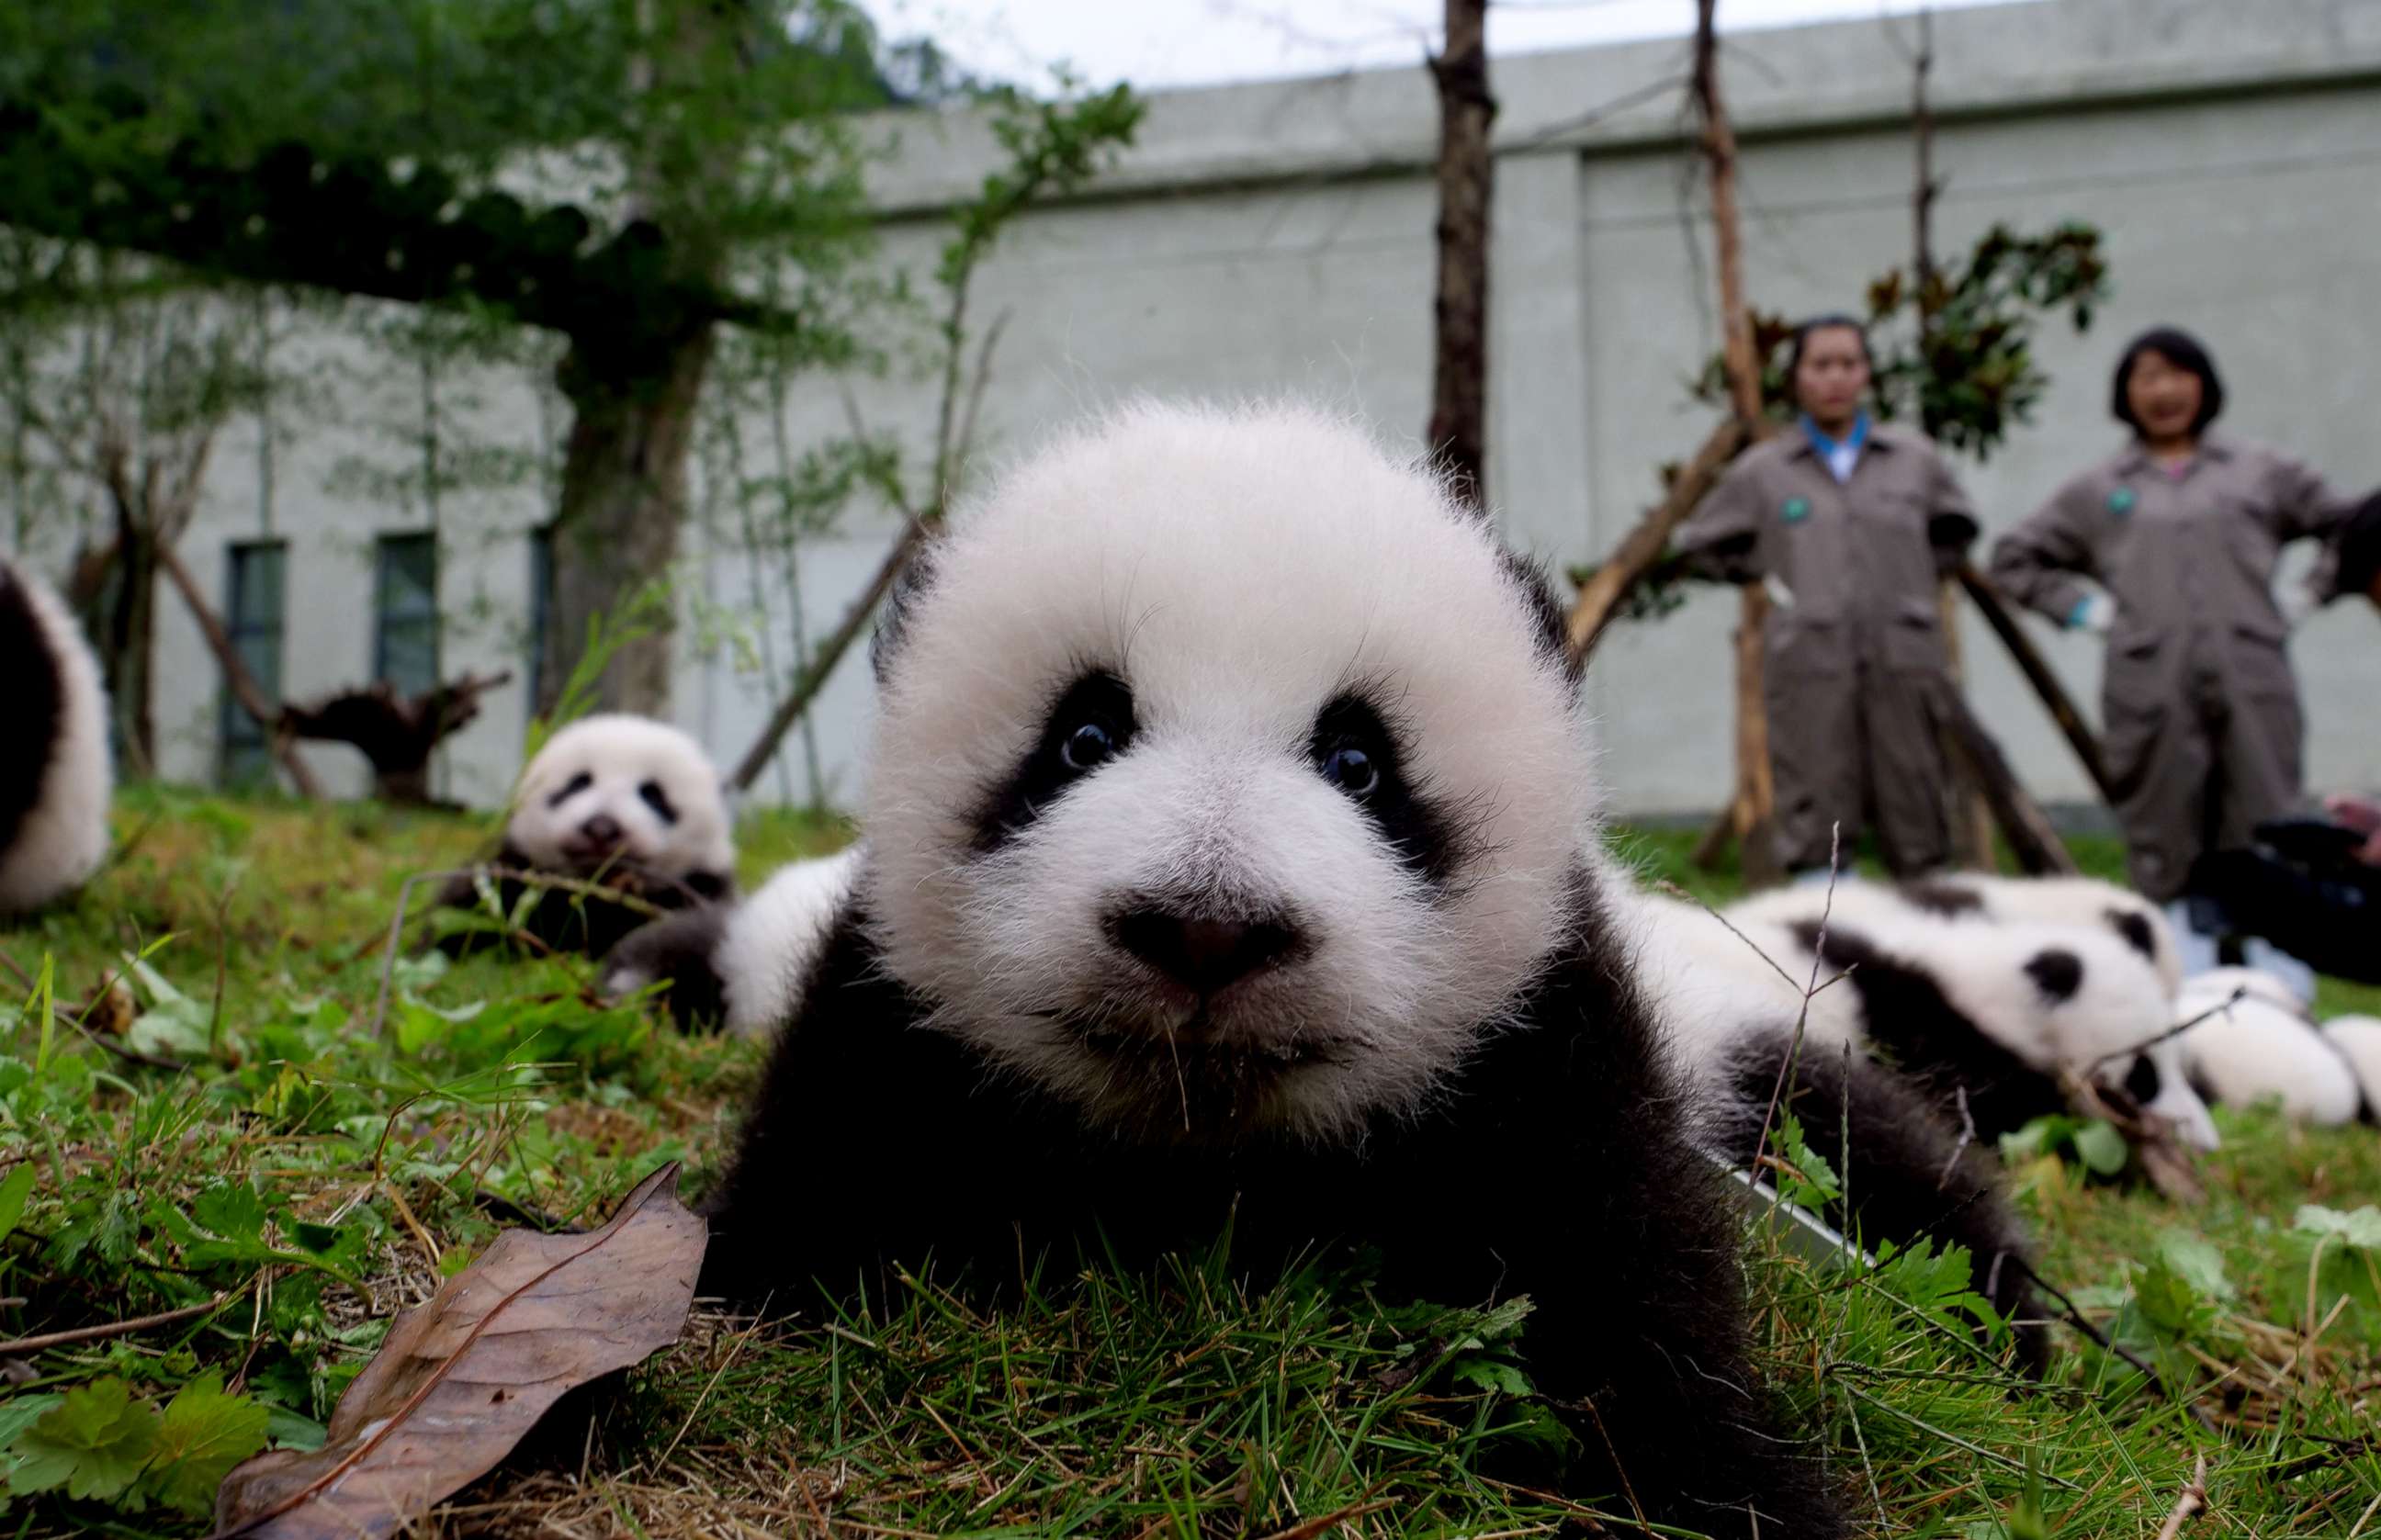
<box><xmin>2117</xmin><ymin>431</ymin><xmax>2233</xmax><ymax>476</ymax></box>
<box><xmin>1792</xmin><ymin>410</ymin><xmax>1880</xmax><ymax>459</ymax></box>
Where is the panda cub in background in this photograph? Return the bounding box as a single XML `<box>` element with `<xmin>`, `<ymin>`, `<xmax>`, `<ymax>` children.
<box><xmin>699</xmin><ymin>401</ymin><xmax>1856</xmax><ymax>1537</ymax></box>
<box><xmin>1899</xmin><ymin>871</ymin><xmax>2183</xmax><ymax>996</ymax></box>
<box><xmin>1</xmin><ymin>557</ymin><xmax>113</xmax><ymax>914</ymax></box>
<box><xmin>437</xmin><ymin>714</ymin><xmax>735</xmax><ymax>958</ymax></box>
<box><xmin>604</xmin><ymin>844</ymin><xmax>859</xmax><ymax>1031</ymax></box>
<box><xmin>1723</xmin><ymin>882</ymin><xmax>2218</xmax><ymax>1150</ymax></box>
<box><xmin>2174</xmin><ymin>968</ymin><xmax>2364</xmax><ymax>1126</ymax></box>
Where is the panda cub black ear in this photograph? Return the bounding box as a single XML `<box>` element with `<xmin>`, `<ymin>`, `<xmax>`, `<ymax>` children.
<box><xmin>2025</xmin><ymin>947</ymin><xmax>2084</xmax><ymax>1002</ymax></box>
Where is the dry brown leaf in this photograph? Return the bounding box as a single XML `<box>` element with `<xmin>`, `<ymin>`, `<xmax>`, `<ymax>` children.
<box><xmin>210</xmin><ymin>1163</ymin><xmax>703</xmax><ymax>1539</ymax></box>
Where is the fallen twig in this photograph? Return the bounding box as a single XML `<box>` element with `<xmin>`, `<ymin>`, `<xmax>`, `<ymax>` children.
<box><xmin>2152</xmin><ymin>1453</ymin><xmax>2208</xmax><ymax>1540</ymax></box>
<box><xmin>0</xmin><ymin>1295</ymin><xmax>229</xmax><ymax>1357</ymax></box>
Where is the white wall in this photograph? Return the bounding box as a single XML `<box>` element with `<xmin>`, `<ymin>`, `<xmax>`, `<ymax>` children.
<box><xmin>22</xmin><ymin>0</ymin><xmax>2377</xmax><ymax>817</ymax></box>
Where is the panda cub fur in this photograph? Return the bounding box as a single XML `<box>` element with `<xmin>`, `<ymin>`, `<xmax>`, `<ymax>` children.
<box><xmin>604</xmin><ymin>844</ymin><xmax>860</xmax><ymax>1032</ymax></box>
<box><xmin>1723</xmin><ymin>882</ymin><xmax>2218</xmax><ymax>1151</ymax></box>
<box><xmin>701</xmin><ymin>401</ymin><xmax>1853</xmax><ymax>1537</ymax></box>
<box><xmin>2320</xmin><ymin>1017</ymin><xmax>2381</xmax><ymax>1123</ymax></box>
<box><xmin>1</xmin><ymin>558</ymin><xmax>113</xmax><ymax>914</ymax></box>
<box><xmin>1616</xmin><ymin>889</ymin><xmax>2048</xmax><ymax>1370</ymax></box>
<box><xmin>436</xmin><ymin>714</ymin><xmax>734</xmax><ymax>958</ymax></box>
<box><xmin>1899</xmin><ymin>871</ymin><xmax>2183</xmax><ymax>997</ymax></box>
<box><xmin>2174</xmin><ymin>970</ymin><xmax>2363</xmax><ymax>1126</ymax></box>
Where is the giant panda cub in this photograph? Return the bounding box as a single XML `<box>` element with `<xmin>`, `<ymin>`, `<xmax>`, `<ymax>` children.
<box><xmin>436</xmin><ymin>714</ymin><xmax>735</xmax><ymax>959</ymax></box>
<box><xmin>2319</xmin><ymin>1016</ymin><xmax>2381</xmax><ymax>1123</ymax></box>
<box><xmin>700</xmin><ymin>401</ymin><xmax>1856</xmax><ymax>1537</ymax></box>
<box><xmin>1</xmin><ymin>557</ymin><xmax>113</xmax><ymax>915</ymax></box>
<box><xmin>1722</xmin><ymin>882</ymin><xmax>2219</xmax><ymax>1151</ymax></box>
<box><xmin>603</xmin><ymin>844</ymin><xmax>860</xmax><ymax>1031</ymax></box>
<box><xmin>2173</xmin><ymin>968</ymin><xmax>2364</xmax><ymax>1126</ymax></box>
<box><xmin>1617</xmin><ymin>889</ymin><xmax>2048</xmax><ymax>1369</ymax></box>
<box><xmin>1899</xmin><ymin>871</ymin><xmax>2183</xmax><ymax>997</ymax></box>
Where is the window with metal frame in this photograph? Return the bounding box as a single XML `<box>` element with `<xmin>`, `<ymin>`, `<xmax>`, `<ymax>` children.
<box><xmin>374</xmin><ymin>532</ymin><xmax>439</xmax><ymax>696</ymax></box>
<box><xmin>220</xmin><ymin>540</ymin><xmax>287</xmax><ymax>786</ymax></box>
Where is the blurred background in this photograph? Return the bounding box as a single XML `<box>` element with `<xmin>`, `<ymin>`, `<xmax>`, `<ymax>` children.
<box><xmin>2</xmin><ymin>0</ymin><xmax>2373</xmax><ymax>827</ymax></box>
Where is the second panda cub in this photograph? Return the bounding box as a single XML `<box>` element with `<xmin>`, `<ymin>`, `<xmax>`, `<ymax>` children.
<box><xmin>437</xmin><ymin>714</ymin><xmax>735</xmax><ymax>959</ymax></box>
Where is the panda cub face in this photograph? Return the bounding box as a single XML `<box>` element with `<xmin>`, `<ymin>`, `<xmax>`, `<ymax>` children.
<box><xmin>862</xmin><ymin>401</ymin><xmax>1592</xmax><ymax>1143</ymax></box>
<box><xmin>507</xmin><ymin>714</ymin><xmax>732</xmax><ymax>888</ymax></box>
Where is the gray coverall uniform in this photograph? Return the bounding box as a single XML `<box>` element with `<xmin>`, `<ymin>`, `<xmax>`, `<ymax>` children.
<box><xmin>1677</xmin><ymin>423</ymin><xmax>1980</xmax><ymax>876</ymax></box>
<box><xmin>1988</xmin><ymin>434</ymin><xmax>2352</xmax><ymax>901</ymax></box>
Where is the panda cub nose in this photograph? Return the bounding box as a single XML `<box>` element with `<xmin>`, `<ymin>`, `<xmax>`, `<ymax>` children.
<box><xmin>580</xmin><ymin>814</ymin><xmax>625</xmax><ymax>849</ymax></box>
<box><xmin>1107</xmin><ymin>905</ymin><xmax>1301</xmax><ymax>996</ymax></box>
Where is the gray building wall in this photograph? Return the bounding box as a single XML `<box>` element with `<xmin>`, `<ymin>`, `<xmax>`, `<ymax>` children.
<box><xmin>24</xmin><ymin>0</ymin><xmax>2381</xmax><ymax>816</ymax></box>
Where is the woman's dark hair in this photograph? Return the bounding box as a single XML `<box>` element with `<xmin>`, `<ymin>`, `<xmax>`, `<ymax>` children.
<box><xmin>1786</xmin><ymin>313</ymin><xmax>1872</xmax><ymax>396</ymax></box>
<box><xmin>2111</xmin><ymin>325</ymin><xmax>2224</xmax><ymax>435</ymax></box>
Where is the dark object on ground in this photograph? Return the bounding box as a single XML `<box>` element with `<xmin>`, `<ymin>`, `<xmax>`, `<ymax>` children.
<box><xmin>603</xmin><ymin>905</ymin><xmax>733</xmax><ymax>1029</ymax></box>
<box><xmin>283</xmin><ymin>673</ymin><xmax>512</xmax><ymax>806</ymax></box>
<box><xmin>433</xmin><ymin>849</ymin><xmax>728</xmax><ymax>961</ymax></box>
<box><xmin>2187</xmin><ymin>818</ymin><xmax>2381</xmax><ymax>984</ymax></box>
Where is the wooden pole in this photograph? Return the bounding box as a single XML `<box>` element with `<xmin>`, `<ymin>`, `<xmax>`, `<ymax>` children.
<box><xmin>1956</xmin><ymin>562</ymin><xmax>2116</xmax><ymax>804</ymax></box>
<box><xmin>1563</xmin><ymin>416</ymin><xmax>1746</xmax><ymax>663</ymax></box>
<box><xmin>1935</xmin><ymin>688</ymin><xmax>2080</xmax><ymax>875</ymax></box>
<box><xmin>1425</xmin><ymin>0</ymin><xmax>1495</xmax><ymax>510</ymax></box>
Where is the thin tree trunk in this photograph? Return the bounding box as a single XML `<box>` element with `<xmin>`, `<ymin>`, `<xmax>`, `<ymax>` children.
<box><xmin>1426</xmin><ymin>0</ymin><xmax>1495</xmax><ymax>508</ymax></box>
<box><xmin>1688</xmin><ymin>0</ymin><xmax>1780</xmax><ymax>880</ymax></box>
<box><xmin>1564</xmin><ymin>417</ymin><xmax>1745</xmax><ymax>663</ymax></box>
<box><xmin>539</xmin><ymin>323</ymin><xmax>716</xmax><ymax>717</ymax></box>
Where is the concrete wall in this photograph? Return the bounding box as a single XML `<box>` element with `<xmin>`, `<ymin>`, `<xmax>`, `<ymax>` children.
<box><xmin>17</xmin><ymin>0</ymin><xmax>2379</xmax><ymax>816</ymax></box>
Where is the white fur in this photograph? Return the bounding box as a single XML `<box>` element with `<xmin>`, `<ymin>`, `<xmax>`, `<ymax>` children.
<box><xmin>1697</xmin><ymin>894</ymin><xmax>2221</xmax><ymax>1149</ymax></box>
<box><xmin>2178</xmin><ymin>966</ymin><xmax>2308</xmax><ymax>1019</ymax></box>
<box><xmin>717</xmin><ymin>845</ymin><xmax>863</xmax><ymax>1036</ymax></box>
<box><xmin>2176</xmin><ymin>992</ymin><xmax>2361</xmax><ymax>1125</ymax></box>
<box><xmin>1923</xmin><ymin>873</ymin><xmax>2183</xmax><ymax>999</ymax></box>
<box><xmin>506</xmin><ymin>714</ymin><xmax>732</xmax><ymax>881</ymax></box>
<box><xmin>2320</xmin><ymin>1017</ymin><xmax>2381</xmax><ymax>1116</ymax></box>
<box><xmin>861</xmin><ymin>400</ymin><xmax>1596</xmax><ymax>1141</ymax></box>
<box><xmin>0</xmin><ymin>559</ymin><xmax>113</xmax><ymax>912</ymax></box>
<box><xmin>1614</xmin><ymin>888</ymin><xmax>1866</xmax><ymax>1073</ymax></box>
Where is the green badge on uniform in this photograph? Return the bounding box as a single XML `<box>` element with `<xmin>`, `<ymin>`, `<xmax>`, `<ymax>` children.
<box><xmin>1780</xmin><ymin>496</ymin><xmax>1811</xmax><ymax>523</ymax></box>
<box><xmin>2107</xmin><ymin>486</ymin><xmax>2137</xmax><ymax>515</ymax></box>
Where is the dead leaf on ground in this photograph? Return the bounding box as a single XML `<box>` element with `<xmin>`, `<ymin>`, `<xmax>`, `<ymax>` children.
<box><xmin>209</xmin><ymin>1163</ymin><xmax>703</xmax><ymax>1539</ymax></box>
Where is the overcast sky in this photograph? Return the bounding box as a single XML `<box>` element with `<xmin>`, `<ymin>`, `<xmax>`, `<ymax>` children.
<box><xmin>856</xmin><ymin>0</ymin><xmax>2026</xmax><ymax>92</ymax></box>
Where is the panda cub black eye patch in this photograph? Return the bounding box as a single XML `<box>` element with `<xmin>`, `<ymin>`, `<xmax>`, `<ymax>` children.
<box><xmin>547</xmin><ymin>770</ymin><xmax>593</xmax><ymax>808</ymax></box>
<box><xmin>974</xmin><ymin>670</ymin><xmax>1135</xmax><ymax>851</ymax></box>
<box><xmin>1308</xmin><ymin>694</ymin><xmax>1460</xmax><ymax>884</ymax></box>
<box><xmin>638</xmin><ymin>780</ymin><xmax>679</xmax><ymax>825</ymax></box>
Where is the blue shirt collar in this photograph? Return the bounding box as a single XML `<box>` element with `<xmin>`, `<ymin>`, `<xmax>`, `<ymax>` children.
<box><xmin>1800</xmin><ymin>410</ymin><xmax>1870</xmax><ymax>456</ymax></box>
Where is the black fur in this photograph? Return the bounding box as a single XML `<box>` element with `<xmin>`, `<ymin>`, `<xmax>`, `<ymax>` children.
<box><xmin>973</xmin><ymin>670</ymin><xmax>1134</xmax><ymax>852</ymax></box>
<box><xmin>869</xmin><ymin>542</ymin><xmax>939</xmax><ymax>684</ymax></box>
<box><xmin>1898</xmin><ymin>878</ymin><xmax>1984</xmax><ymax>918</ymax></box>
<box><xmin>704</xmin><ymin>890</ymin><xmax>1849</xmax><ymax>1539</ymax></box>
<box><xmin>605</xmin><ymin>905</ymin><xmax>734</xmax><ymax>1029</ymax></box>
<box><xmin>1787</xmin><ymin>919</ymin><xmax>2069</xmax><ymax>1140</ymax></box>
<box><xmin>1308</xmin><ymin>692</ymin><xmax>1463</xmax><ymax>884</ymax></box>
<box><xmin>433</xmin><ymin>843</ymin><xmax>732</xmax><ymax>960</ymax></box>
<box><xmin>2102</xmin><ymin>906</ymin><xmax>2158</xmax><ymax>964</ymax></box>
<box><xmin>1706</xmin><ymin>1028</ymin><xmax>2048</xmax><ymax>1376</ymax></box>
<box><xmin>0</xmin><ymin>566</ymin><xmax>67</xmax><ymax>868</ymax></box>
<box><xmin>1497</xmin><ymin>549</ymin><xmax>1584</xmax><ymax>681</ymax></box>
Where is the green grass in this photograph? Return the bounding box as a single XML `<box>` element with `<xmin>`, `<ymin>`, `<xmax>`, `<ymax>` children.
<box><xmin>3</xmin><ymin>791</ymin><xmax>2377</xmax><ymax>1537</ymax></box>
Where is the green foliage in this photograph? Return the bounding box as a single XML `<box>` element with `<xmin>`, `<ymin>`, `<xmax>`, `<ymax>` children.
<box><xmin>2002</xmin><ymin>1112</ymin><xmax>2131</xmax><ymax>1178</ymax></box>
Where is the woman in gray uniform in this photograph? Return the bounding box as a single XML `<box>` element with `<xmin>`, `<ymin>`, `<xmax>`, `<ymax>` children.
<box><xmin>1989</xmin><ymin>326</ymin><xmax>2357</xmax><ymax>984</ymax></box>
<box><xmin>1676</xmin><ymin>314</ymin><xmax>1980</xmax><ymax>880</ymax></box>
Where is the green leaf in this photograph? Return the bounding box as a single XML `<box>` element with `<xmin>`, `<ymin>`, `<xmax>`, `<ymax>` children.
<box><xmin>0</xmin><ymin>1393</ymin><xmax>62</xmax><ymax>1457</ymax></box>
<box><xmin>0</xmin><ymin>1162</ymin><xmax>34</xmax><ymax>1245</ymax></box>
<box><xmin>141</xmin><ymin>1372</ymin><xmax>270</xmax><ymax>1516</ymax></box>
<box><xmin>2157</xmin><ymin>1230</ymin><xmax>2237</xmax><ymax>1301</ymax></box>
<box><xmin>1449</xmin><ymin>1358</ymin><xmax>1532</xmax><ymax>1396</ymax></box>
<box><xmin>2071</xmin><ymin>1119</ymin><xmax>2128</xmax><ymax>1176</ymax></box>
<box><xmin>2294</xmin><ymin>1205</ymin><xmax>2381</xmax><ymax>1250</ymax></box>
<box><xmin>2135</xmin><ymin>1255</ymin><xmax>2205</xmax><ymax>1337</ymax></box>
<box><xmin>6</xmin><ymin>1377</ymin><xmax>160</xmax><ymax>1502</ymax></box>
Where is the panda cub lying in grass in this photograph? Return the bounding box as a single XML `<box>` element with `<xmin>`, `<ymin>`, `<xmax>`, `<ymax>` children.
<box><xmin>691</xmin><ymin>400</ymin><xmax>2068</xmax><ymax>1537</ymax></box>
<box><xmin>436</xmin><ymin>714</ymin><xmax>735</xmax><ymax>959</ymax></box>
<box><xmin>0</xmin><ymin>557</ymin><xmax>112</xmax><ymax>915</ymax></box>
